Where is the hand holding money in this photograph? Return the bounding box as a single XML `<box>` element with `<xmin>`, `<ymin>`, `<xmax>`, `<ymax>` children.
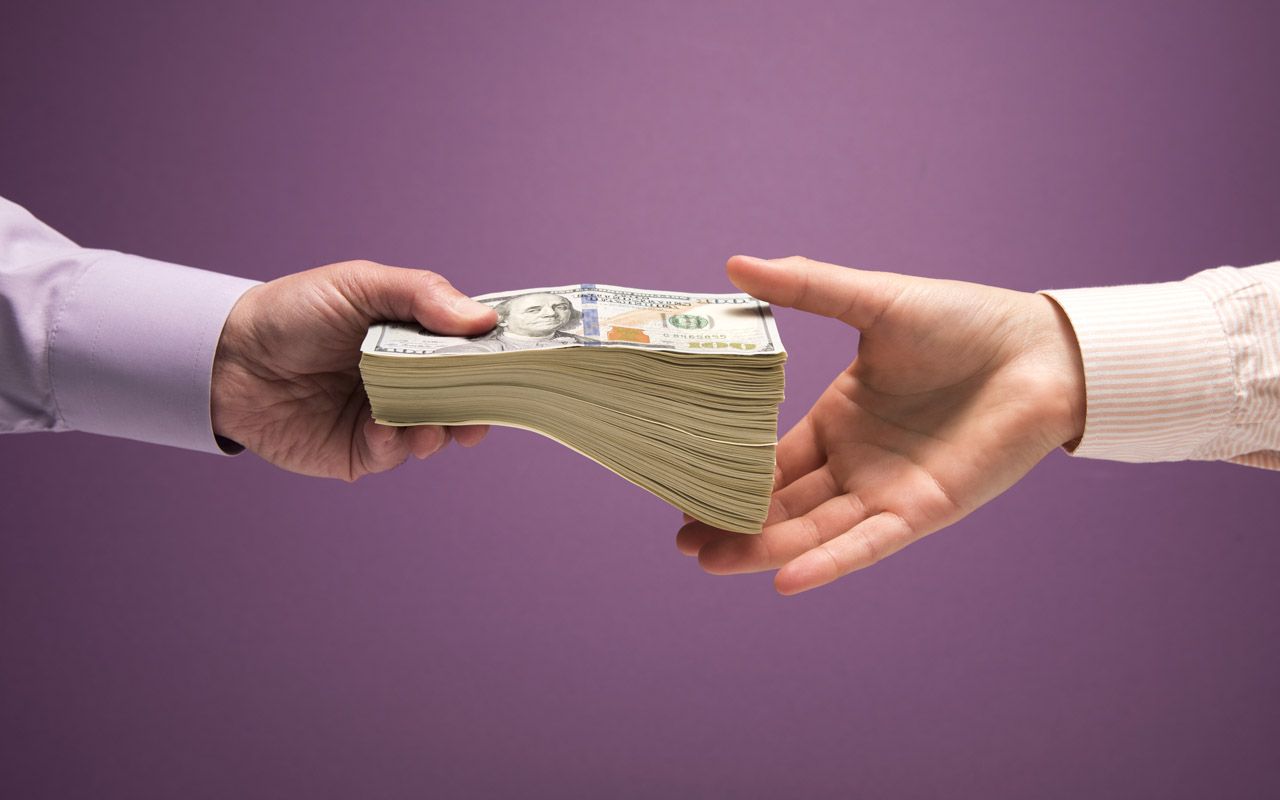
<box><xmin>211</xmin><ymin>260</ymin><xmax>497</xmax><ymax>479</ymax></box>
<box><xmin>678</xmin><ymin>255</ymin><xmax>1087</xmax><ymax>594</ymax></box>
<box><xmin>360</xmin><ymin>284</ymin><xmax>787</xmax><ymax>532</ymax></box>
<box><xmin>209</xmin><ymin>257</ymin><xmax>787</xmax><ymax>532</ymax></box>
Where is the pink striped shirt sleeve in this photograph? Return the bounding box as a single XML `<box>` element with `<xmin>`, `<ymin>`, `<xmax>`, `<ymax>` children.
<box><xmin>1041</xmin><ymin>262</ymin><xmax>1280</xmax><ymax>469</ymax></box>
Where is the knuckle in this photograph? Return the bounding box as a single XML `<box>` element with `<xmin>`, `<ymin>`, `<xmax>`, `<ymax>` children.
<box><xmin>771</xmin><ymin>492</ymin><xmax>792</xmax><ymax>521</ymax></box>
<box><xmin>758</xmin><ymin>530</ymin><xmax>779</xmax><ymax>565</ymax></box>
<box><xmin>884</xmin><ymin>510</ymin><xmax>912</xmax><ymax>536</ymax></box>
<box><xmin>328</xmin><ymin>260</ymin><xmax>378</xmax><ymax>290</ymax></box>
<box><xmin>337</xmin><ymin>259</ymin><xmax>378</xmax><ymax>273</ymax></box>
<box><xmin>416</xmin><ymin>270</ymin><xmax>455</xmax><ymax>297</ymax></box>
<box><xmin>842</xmin><ymin>492</ymin><xmax>866</xmax><ymax>522</ymax></box>
<box><xmin>851</xmin><ymin>526</ymin><xmax>881</xmax><ymax>565</ymax></box>
<box><xmin>798</xmin><ymin>515</ymin><xmax>822</xmax><ymax>549</ymax></box>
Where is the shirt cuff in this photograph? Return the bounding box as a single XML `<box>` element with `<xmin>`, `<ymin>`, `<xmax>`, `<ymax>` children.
<box><xmin>1039</xmin><ymin>280</ymin><xmax>1235</xmax><ymax>463</ymax></box>
<box><xmin>48</xmin><ymin>250</ymin><xmax>260</xmax><ymax>454</ymax></box>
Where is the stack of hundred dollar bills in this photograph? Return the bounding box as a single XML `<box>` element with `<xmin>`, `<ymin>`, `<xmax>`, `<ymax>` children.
<box><xmin>359</xmin><ymin>284</ymin><xmax>786</xmax><ymax>533</ymax></box>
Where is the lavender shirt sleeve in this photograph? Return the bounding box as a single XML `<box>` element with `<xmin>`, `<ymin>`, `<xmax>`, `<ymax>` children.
<box><xmin>0</xmin><ymin>196</ymin><xmax>260</xmax><ymax>453</ymax></box>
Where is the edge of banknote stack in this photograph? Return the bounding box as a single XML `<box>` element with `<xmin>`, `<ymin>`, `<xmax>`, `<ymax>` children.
<box><xmin>358</xmin><ymin>284</ymin><xmax>786</xmax><ymax>533</ymax></box>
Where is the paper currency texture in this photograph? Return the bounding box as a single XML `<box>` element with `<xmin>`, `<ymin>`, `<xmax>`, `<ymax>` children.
<box><xmin>359</xmin><ymin>284</ymin><xmax>786</xmax><ymax>532</ymax></box>
<box><xmin>361</xmin><ymin>284</ymin><xmax>785</xmax><ymax>357</ymax></box>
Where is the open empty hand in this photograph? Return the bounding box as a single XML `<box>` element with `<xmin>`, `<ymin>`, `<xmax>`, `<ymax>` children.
<box><xmin>677</xmin><ymin>255</ymin><xmax>1086</xmax><ymax>594</ymax></box>
<box><xmin>211</xmin><ymin>260</ymin><xmax>497</xmax><ymax>480</ymax></box>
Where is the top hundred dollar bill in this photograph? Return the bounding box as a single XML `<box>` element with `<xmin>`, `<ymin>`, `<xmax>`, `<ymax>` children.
<box><xmin>360</xmin><ymin>284</ymin><xmax>786</xmax><ymax>357</ymax></box>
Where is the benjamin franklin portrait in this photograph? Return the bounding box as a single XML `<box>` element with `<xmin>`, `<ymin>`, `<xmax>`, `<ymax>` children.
<box><xmin>438</xmin><ymin>292</ymin><xmax>594</xmax><ymax>353</ymax></box>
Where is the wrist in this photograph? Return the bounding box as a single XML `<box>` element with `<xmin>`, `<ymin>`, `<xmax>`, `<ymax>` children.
<box><xmin>211</xmin><ymin>285</ymin><xmax>264</xmax><ymax>449</ymax></box>
<box><xmin>1033</xmin><ymin>294</ymin><xmax>1087</xmax><ymax>447</ymax></box>
<box><xmin>1006</xmin><ymin>291</ymin><xmax>1086</xmax><ymax>450</ymax></box>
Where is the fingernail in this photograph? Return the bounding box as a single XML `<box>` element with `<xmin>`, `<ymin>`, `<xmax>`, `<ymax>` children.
<box><xmin>418</xmin><ymin>427</ymin><xmax>447</xmax><ymax>458</ymax></box>
<box><xmin>430</xmin><ymin>429</ymin><xmax>450</xmax><ymax>455</ymax></box>
<box><xmin>369</xmin><ymin>423</ymin><xmax>397</xmax><ymax>448</ymax></box>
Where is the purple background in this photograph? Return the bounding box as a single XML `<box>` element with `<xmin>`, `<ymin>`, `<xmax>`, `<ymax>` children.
<box><xmin>3</xmin><ymin>1</ymin><xmax>1280</xmax><ymax>797</ymax></box>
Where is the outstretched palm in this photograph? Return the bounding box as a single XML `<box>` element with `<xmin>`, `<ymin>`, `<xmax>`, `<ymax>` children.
<box><xmin>211</xmin><ymin>261</ymin><xmax>496</xmax><ymax>481</ymax></box>
<box><xmin>677</xmin><ymin>256</ymin><xmax>1085</xmax><ymax>594</ymax></box>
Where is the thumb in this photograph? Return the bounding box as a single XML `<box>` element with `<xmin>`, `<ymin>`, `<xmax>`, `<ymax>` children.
<box><xmin>335</xmin><ymin>261</ymin><xmax>497</xmax><ymax>336</ymax></box>
<box><xmin>726</xmin><ymin>254</ymin><xmax>906</xmax><ymax>331</ymax></box>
